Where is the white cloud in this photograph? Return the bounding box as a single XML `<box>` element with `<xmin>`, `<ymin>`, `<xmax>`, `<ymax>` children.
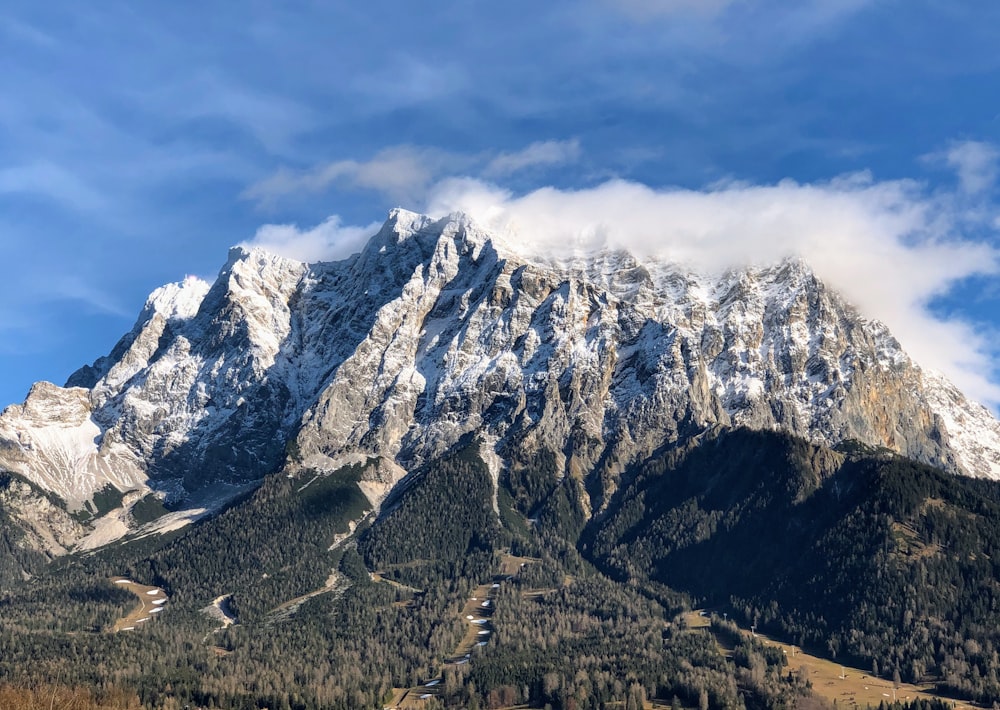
<box><xmin>426</xmin><ymin>175</ymin><xmax>1000</xmax><ymax>407</ymax></box>
<box><xmin>240</xmin><ymin>163</ymin><xmax>1000</xmax><ymax>408</ymax></box>
<box><xmin>242</xmin><ymin>146</ymin><xmax>467</xmax><ymax>206</ymax></box>
<box><xmin>945</xmin><ymin>140</ymin><xmax>999</xmax><ymax>195</ymax></box>
<box><xmin>239</xmin><ymin>216</ymin><xmax>381</xmax><ymax>263</ymax></box>
<box><xmin>485</xmin><ymin>139</ymin><xmax>582</xmax><ymax>177</ymax></box>
<box><xmin>244</xmin><ymin>140</ymin><xmax>581</xmax><ymax>206</ymax></box>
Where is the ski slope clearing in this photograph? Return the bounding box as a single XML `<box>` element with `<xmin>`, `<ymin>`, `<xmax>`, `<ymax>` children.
<box><xmin>110</xmin><ymin>577</ymin><xmax>167</xmax><ymax>632</ymax></box>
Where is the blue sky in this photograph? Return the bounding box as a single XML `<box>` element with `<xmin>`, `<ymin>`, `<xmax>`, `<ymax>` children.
<box><xmin>1</xmin><ymin>0</ymin><xmax>999</xmax><ymax>409</ymax></box>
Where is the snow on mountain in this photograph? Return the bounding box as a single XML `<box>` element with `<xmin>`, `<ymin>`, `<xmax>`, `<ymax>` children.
<box><xmin>1</xmin><ymin>208</ymin><xmax>998</xmax><ymax>550</ymax></box>
<box><xmin>0</xmin><ymin>382</ymin><xmax>146</xmax><ymax>506</ymax></box>
<box><xmin>295</xmin><ymin>215</ymin><xmax>994</xmax><ymax>502</ymax></box>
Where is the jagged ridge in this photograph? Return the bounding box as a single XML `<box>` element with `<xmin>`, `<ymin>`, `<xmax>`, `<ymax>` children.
<box><xmin>1</xmin><ymin>208</ymin><xmax>998</xmax><ymax>552</ymax></box>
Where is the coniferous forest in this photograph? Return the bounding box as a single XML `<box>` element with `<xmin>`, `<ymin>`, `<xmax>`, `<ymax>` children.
<box><xmin>3</xmin><ymin>431</ymin><xmax>1000</xmax><ymax>708</ymax></box>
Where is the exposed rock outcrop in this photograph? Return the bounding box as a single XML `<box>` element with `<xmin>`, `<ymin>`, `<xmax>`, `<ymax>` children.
<box><xmin>1</xmin><ymin>209</ymin><xmax>997</xmax><ymax>550</ymax></box>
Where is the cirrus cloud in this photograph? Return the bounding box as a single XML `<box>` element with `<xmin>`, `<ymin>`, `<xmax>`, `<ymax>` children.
<box><xmin>242</xmin><ymin>140</ymin><xmax>583</xmax><ymax>208</ymax></box>
<box><xmin>241</xmin><ymin>146</ymin><xmax>466</xmax><ymax>207</ymax></box>
<box><xmin>484</xmin><ymin>139</ymin><xmax>582</xmax><ymax>177</ymax></box>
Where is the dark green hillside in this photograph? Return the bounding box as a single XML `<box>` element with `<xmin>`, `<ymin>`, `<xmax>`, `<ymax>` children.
<box><xmin>358</xmin><ymin>444</ymin><xmax>506</xmax><ymax>587</ymax></box>
<box><xmin>131</xmin><ymin>463</ymin><xmax>372</xmax><ymax>620</ymax></box>
<box><xmin>2</xmin><ymin>462</ymin><xmax>374</xmax><ymax>628</ymax></box>
<box><xmin>6</xmin><ymin>427</ymin><xmax>1000</xmax><ymax>708</ymax></box>
<box><xmin>589</xmin><ymin>427</ymin><xmax>1000</xmax><ymax>704</ymax></box>
<box><xmin>0</xmin><ymin>458</ymin><xmax>483</xmax><ymax>709</ymax></box>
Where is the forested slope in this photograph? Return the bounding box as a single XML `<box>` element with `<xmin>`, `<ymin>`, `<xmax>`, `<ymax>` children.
<box><xmin>590</xmin><ymin>428</ymin><xmax>1000</xmax><ymax>704</ymax></box>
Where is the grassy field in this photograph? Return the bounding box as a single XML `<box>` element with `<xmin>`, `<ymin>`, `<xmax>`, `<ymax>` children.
<box><xmin>685</xmin><ymin>611</ymin><xmax>984</xmax><ymax>709</ymax></box>
<box><xmin>499</xmin><ymin>553</ymin><xmax>539</xmax><ymax>577</ymax></box>
<box><xmin>451</xmin><ymin>582</ymin><xmax>495</xmax><ymax>660</ymax></box>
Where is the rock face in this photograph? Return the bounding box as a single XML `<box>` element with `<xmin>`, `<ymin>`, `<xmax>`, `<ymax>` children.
<box><xmin>291</xmin><ymin>213</ymin><xmax>998</xmax><ymax>502</ymax></box>
<box><xmin>0</xmin><ymin>474</ymin><xmax>85</xmax><ymax>558</ymax></box>
<box><xmin>1</xmin><ymin>209</ymin><xmax>998</xmax><ymax>549</ymax></box>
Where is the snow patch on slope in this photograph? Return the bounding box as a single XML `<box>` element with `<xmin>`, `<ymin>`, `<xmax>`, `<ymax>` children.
<box><xmin>145</xmin><ymin>275</ymin><xmax>211</xmax><ymax>322</ymax></box>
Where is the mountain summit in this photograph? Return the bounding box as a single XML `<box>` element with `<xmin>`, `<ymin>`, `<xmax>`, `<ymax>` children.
<box><xmin>2</xmin><ymin>209</ymin><xmax>998</xmax><ymax>552</ymax></box>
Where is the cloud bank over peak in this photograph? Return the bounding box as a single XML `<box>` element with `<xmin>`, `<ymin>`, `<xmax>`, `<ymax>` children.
<box><xmin>242</xmin><ymin>159</ymin><xmax>1000</xmax><ymax>408</ymax></box>
<box><xmin>428</xmin><ymin>175</ymin><xmax>1000</xmax><ymax>405</ymax></box>
<box><xmin>239</xmin><ymin>217</ymin><xmax>381</xmax><ymax>264</ymax></box>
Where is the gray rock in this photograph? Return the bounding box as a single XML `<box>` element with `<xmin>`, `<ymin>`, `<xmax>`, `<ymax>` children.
<box><xmin>1</xmin><ymin>209</ymin><xmax>998</xmax><ymax>551</ymax></box>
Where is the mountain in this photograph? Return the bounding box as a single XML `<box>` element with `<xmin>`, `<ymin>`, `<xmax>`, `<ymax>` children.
<box><xmin>1</xmin><ymin>208</ymin><xmax>999</xmax><ymax>556</ymax></box>
<box><xmin>4</xmin><ymin>210</ymin><xmax>1000</xmax><ymax>708</ymax></box>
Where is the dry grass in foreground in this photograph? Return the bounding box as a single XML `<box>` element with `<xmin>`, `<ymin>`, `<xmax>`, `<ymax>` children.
<box><xmin>0</xmin><ymin>684</ymin><xmax>142</xmax><ymax>710</ymax></box>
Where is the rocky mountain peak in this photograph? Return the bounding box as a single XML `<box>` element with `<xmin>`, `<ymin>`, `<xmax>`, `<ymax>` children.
<box><xmin>1</xmin><ymin>208</ymin><xmax>999</xmax><ymax>551</ymax></box>
<box><xmin>13</xmin><ymin>381</ymin><xmax>91</xmax><ymax>427</ymax></box>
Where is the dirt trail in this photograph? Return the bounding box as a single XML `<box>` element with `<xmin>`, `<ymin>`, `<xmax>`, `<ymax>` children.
<box><xmin>269</xmin><ymin>570</ymin><xmax>349</xmax><ymax>621</ymax></box>
<box><xmin>371</xmin><ymin>572</ymin><xmax>424</xmax><ymax>595</ymax></box>
<box><xmin>111</xmin><ymin>577</ymin><xmax>167</xmax><ymax>632</ymax></box>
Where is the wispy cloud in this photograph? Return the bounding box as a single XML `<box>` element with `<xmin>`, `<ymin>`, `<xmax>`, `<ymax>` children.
<box><xmin>242</xmin><ymin>146</ymin><xmax>469</xmax><ymax>207</ymax></box>
<box><xmin>0</xmin><ymin>162</ymin><xmax>107</xmax><ymax>212</ymax></box>
<box><xmin>609</xmin><ymin>0</ymin><xmax>737</xmax><ymax>19</ymax></box>
<box><xmin>243</xmin><ymin>140</ymin><xmax>582</xmax><ymax>207</ymax></box>
<box><xmin>776</xmin><ymin>0</ymin><xmax>876</xmax><ymax>36</ymax></box>
<box><xmin>944</xmin><ymin>140</ymin><xmax>999</xmax><ymax>195</ymax></box>
<box><xmin>41</xmin><ymin>275</ymin><xmax>132</xmax><ymax>318</ymax></box>
<box><xmin>349</xmin><ymin>56</ymin><xmax>469</xmax><ymax>108</ymax></box>
<box><xmin>607</xmin><ymin>0</ymin><xmax>875</xmax><ymax>31</ymax></box>
<box><xmin>0</xmin><ymin>15</ymin><xmax>57</xmax><ymax>48</ymax></box>
<box><xmin>484</xmin><ymin>139</ymin><xmax>582</xmax><ymax>177</ymax></box>
<box><xmin>129</xmin><ymin>72</ymin><xmax>319</xmax><ymax>156</ymax></box>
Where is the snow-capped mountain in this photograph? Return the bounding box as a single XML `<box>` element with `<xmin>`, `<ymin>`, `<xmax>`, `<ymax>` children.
<box><xmin>2</xmin><ymin>209</ymin><xmax>999</xmax><ymax>551</ymax></box>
